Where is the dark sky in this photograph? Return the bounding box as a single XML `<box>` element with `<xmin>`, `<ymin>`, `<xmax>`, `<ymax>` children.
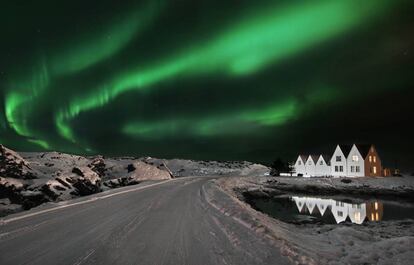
<box><xmin>1</xmin><ymin>0</ymin><xmax>413</xmax><ymax>171</ymax></box>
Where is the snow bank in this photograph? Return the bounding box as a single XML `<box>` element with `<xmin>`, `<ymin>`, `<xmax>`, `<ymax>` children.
<box><xmin>214</xmin><ymin>176</ymin><xmax>414</xmax><ymax>264</ymax></box>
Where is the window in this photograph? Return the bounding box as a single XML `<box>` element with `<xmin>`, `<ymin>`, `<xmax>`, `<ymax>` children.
<box><xmin>375</xmin><ymin>202</ymin><xmax>378</xmax><ymax>210</ymax></box>
<box><xmin>335</xmin><ymin>166</ymin><xmax>338</xmax><ymax>172</ymax></box>
<box><xmin>308</xmin><ymin>161</ymin><xmax>312</xmax><ymax>165</ymax></box>
<box><xmin>338</xmin><ymin>211</ymin><xmax>343</xmax><ymax>217</ymax></box>
<box><xmin>298</xmin><ymin>161</ymin><xmax>301</xmax><ymax>165</ymax></box>
<box><xmin>369</xmin><ymin>155</ymin><xmax>372</xmax><ymax>162</ymax></box>
<box><xmin>352</xmin><ymin>155</ymin><xmax>359</xmax><ymax>162</ymax></box>
<box><xmin>373</xmin><ymin>166</ymin><xmax>377</xmax><ymax>174</ymax></box>
<box><xmin>355</xmin><ymin>212</ymin><xmax>361</xmax><ymax>223</ymax></box>
<box><xmin>350</xmin><ymin>166</ymin><xmax>355</xmax><ymax>173</ymax></box>
<box><xmin>336</xmin><ymin>156</ymin><xmax>341</xmax><ymax>162</ymax></box>
<box><xmin>320</xmin><ymin>161</ymin><xmax>323</xmax><ymax>165</ymax></box>
<box><xmin>336</xmin><ymin>201</ymin><xmax>339</xmax><ymax>206</ymax></box>
<box><xmin>373</xmin><ymin>156</ymin><xmax>376</xmax><ymax>163</ymax></box>
<box><xmin>356</xmin><ymin>166</ymin><xmax>360</xmax><ymax>172</ymax></box>
<box><xmin>339</xmin><ymin>166</ymin><xmax>343</xmax><ymax>172</ymax></box>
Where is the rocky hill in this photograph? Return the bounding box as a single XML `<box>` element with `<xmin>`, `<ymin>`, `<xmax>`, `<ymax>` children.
<box><xmin>0</xmin><ymin>145</ymin><xmax>269</xmax><ymax>216</ymax></box>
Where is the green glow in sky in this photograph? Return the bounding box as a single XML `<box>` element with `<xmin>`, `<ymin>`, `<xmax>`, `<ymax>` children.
<box><xmin>4</xmin><ymin>2</ymin><xmax>163</xmax><ymax>148</ymax></box>
<box><xmin>2</xmin><ymin>0</ymin><xmax>410</xmax><ymax>167</ymax></box>
<box><xmin>56</xmin><ymin>0</ymin><xmax>388</xmax><ymax>142</ymax></box>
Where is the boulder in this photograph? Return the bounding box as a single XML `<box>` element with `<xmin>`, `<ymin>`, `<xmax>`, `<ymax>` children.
<box><xmin>0</xmin><ymin>145</ymin><xmax>36</xmax><ymax>179</ymax></box>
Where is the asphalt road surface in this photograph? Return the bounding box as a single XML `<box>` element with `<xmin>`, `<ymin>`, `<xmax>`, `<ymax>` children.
<box><xmin>0</xmin><ymin>177</ymin><xmax>291</xmax><ymax>265</ymax></box>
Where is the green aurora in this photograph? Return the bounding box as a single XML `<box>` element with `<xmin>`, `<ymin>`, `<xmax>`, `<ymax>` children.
<box><xmin>1</xmin><ymin>0</ymin><xmax>413</xmax><ymax>170</ymax></box>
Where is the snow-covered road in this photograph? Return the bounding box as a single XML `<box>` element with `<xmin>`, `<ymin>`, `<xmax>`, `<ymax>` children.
<box><xmin>0</xmin><ymin>177</ymin><xmax>291</xmax><ymax>265</ymax></box>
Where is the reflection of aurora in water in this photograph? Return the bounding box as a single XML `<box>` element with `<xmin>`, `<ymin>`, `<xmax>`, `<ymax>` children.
<box><xmin>292</xmin><ymin>197</ymin><xmax>383</xmax><ymax>224</ymax></box>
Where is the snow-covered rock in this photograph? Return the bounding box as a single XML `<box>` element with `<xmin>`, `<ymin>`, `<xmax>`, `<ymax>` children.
<box><xmin>0</xmin><ymin>144</ymin><xmax>36</xmax><ymax>179</ymax></box>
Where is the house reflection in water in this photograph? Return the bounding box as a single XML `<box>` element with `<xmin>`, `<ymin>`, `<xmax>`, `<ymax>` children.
<box><xmin>292</xmin><ymin>196</ymin><xmax>383</xmax><ymax>224</ymax></box>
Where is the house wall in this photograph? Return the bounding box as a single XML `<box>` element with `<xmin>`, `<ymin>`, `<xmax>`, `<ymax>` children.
<box><xmin>364</xmin><ymin>146</ymin><xmax>383</xmax><ymax>177</ymax></box>
<box><xmin>305</xmin><ymin>157</ymin><xmax>316</xmax><ymax>177</ymax></box>
<box><xmin>330</xmin><ymin>145</ymin><xmax>347</xmax><ymax>177</ymax></box>
<box><xmin>331</xmin><ymin>200</ymin><xmax>348</xmax><ymax>223</ymax></box>
<box><xmin>348</xmin><ymin>203</ymin><xmax>367</xmax><ymax>224</ymax></box>
<box><xmin>347</xmin><ymin>145</ymin><xmax>365</xmax><ymax>177</ymax></box>
<box><xmin>315</xmin><ymin>156</ymin><xmax>331</xmax><ymax>176</ymax></box>
<box><xmin>294</xmin><ymin>157</ymin><xmax>306</xmax><ymax>176</ymax></box>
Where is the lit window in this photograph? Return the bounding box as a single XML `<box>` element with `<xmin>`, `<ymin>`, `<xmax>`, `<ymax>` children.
<box><xmin>373</xmin><ymin>166</ymin><xmax>377</xmax><ymax>174</ymax></box>
<box><xmin>371</xmin><ymin>213</ymin><xmax>374</xmax><ymax>220</ymax></box>
<box><xmin>356</xmin><ymin>166</ymin><xmax>360</xmax><ymax>172</ymax></box>
<box><xmin>374</xmin><ymin>202</ymin><xmax>378</xmax><ymax>210</ymax></box>
<box><xmin>355</xmin><ymin>212</ymin><xmax>361</xmax><ymax>222</ymax></box>
<box><xmin>369</xmin><ymin>156</ymin><xmax>372</xmax><ymax>162</ymax></box>
<box><xmin>336</xmin><ymin>156</ymin><xmax>341</xmax><ymax>162</ymax></box>
<box><xmin>373</xmin><ymin>156</ymin><xmax>376</xmax><ymax>163</ymax></box>
<box><xmin>375</xmin><ymin>213</ymin><xmax>379</xmax><ymax>221</ymax></box>
<box><xmin>352</xmin><ymin>155</ymin><xmax>359</xmax><ymax>162</ymax></box>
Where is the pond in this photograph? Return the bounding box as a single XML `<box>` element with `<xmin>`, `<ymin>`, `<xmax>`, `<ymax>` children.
<box><xmin>247</xmin><ymin>195</ymin><xmax>414</xmax><ymax>225</ymax></box>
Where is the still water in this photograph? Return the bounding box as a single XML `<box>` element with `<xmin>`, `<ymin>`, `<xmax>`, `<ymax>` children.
<box><xmin>248</xmin><ymin>195</ymin><xmax>414</xmax><ymax>225</ymax></box>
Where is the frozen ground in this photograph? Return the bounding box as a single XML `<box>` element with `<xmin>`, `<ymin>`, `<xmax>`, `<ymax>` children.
<box><xmin>0</xmin><ymin>144</ymin><xmax>268</xmax><ymax>217</ymax></box>
<box><xmin>214</xmin><ymin>176</ymin><xmax>414</xmax><ymax>264</ymax></box>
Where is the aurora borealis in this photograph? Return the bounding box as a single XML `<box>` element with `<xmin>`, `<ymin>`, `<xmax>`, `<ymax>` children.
<box><xmin>1</xmin><ymin>0</ymin><xmax>413</xmax><ymax>170</ymax></box>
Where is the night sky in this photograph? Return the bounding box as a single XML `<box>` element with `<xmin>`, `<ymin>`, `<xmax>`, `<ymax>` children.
<box><xmin>1</xmin><ymin>1</ymin><xmax>413</xmax><ymax>171</ymax></box>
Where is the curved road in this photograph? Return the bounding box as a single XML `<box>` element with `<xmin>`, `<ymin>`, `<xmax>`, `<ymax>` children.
<box><xmin>0</xmin><ymin>177</ymin><xmax>290</xmax><ymax>265</ymax></box>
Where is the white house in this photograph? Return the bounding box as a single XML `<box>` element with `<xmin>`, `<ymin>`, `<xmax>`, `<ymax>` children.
<box><xmin>348</xmin><ymin>203</ymin><xmax>367</xmax><ymax>224</ymax></box>
<box><xmin>316</xmin><ymin>198</ymin><xmax>332</xmax><ymax>216</ymax></box>
<box><xmin>330</xmin><ymin>144</ymin><xmax>352</xmax><ymax>177</ymax></box>
<box><xmin>305</xmin><ymin>155</ymin><xmax>318</xmax><ymax>177</ymax></box>
<box><xmin>305</xmin><ymin>197</ymin><xmax>317</xmax><ymax>214</ymax></box>
<box><xmin>294</xmin><ymin>155</ymin><xmax>308</xmax><ymax>176</ymax></box>
<box><xmin>347</xmin><ymin>144</ymin><xmax>365</xmax><ymax>177</ymax></box>
<box><xmin>331</xmin><ymin>200</ymin><xmax>349</xmax><ymax>223</ymax></box>
<box><xmin>315</xmin><ymin>155</ymin><xmax>331</xmax><ymax>176</ymax></box>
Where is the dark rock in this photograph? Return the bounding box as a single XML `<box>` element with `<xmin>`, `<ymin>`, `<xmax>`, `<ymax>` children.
<box><xmin>0</xmin><ymin>144</ymin><xmax>36</xmax><ymax>179</ymax></box>
<box><xmin>127</xmin><ymin>164</ymin><xmax>136</xmax><ymax>172</ymax></box>
<box><xmin>88</xmin><ymin>157</ymin><xmax>106</xmax><ymax>177</ymax></box>
<box><xmin>72</xmin><ymin>178</ymin><xmax>101</xmax><ymax>196</ymax></box>
<box><xmin>71</xmin><ymin>167</ymin><xmax>84</xmax><ymax>177</ymax></box>
<box><xmin>341</xmin><ymin>178</ymin><xmax>352</xmax><ymax>184</ymax></box>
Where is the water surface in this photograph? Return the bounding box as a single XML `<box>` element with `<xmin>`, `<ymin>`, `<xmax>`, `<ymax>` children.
<box><xmin>248</xmin><ymin>195</ymin><xmax>414</xmax><ymax>225</ymax></box>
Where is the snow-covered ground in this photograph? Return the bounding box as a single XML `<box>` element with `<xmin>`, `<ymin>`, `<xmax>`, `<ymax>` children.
<box><xmin>1</xmin><ymin>144</ymin><xmax>268</xmax><ymax>216</ymax></box>
<box><xmin>213</xmin><ymin>176</ymin><xmax>414</xmax><ymax>264</ymax></box>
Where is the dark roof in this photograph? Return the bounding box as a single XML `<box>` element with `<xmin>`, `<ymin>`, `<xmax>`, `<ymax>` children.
<box><xmin>310</xmin><ymin>155</ymin><xmax>319</xmax><ymax>163</ymax></box>
<box><xmin>355</xmin><ymin>144</ymin><xmax>373</xmax><ymax>159</ymax></box>
<box><xmin>299</xmin><ymin>155</ymin><xmax>308</xmax><ymax>162</ymax></box>
<box><xmin>321</xmin><ymin>155</ymin><xmax>331</xmax><ymax>165</ymax></box>
<box><xmin>338</xmin><ymin>144</ymin><xmax>353</xmax><ymax>157</ymax></box>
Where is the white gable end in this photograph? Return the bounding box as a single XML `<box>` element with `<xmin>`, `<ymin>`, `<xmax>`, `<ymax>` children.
<box><xmin>347</xmin><ymin>145</ymin><xmax>365</xmax><ymax>177</ymax></box>
<box><xmin>330</xmin><ymin>145</ymin><xmax>347</xmax><ymax>177</ymax></box>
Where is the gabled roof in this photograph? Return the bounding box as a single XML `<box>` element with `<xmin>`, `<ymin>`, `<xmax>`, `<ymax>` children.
<box><xmin>309</xmin><ymin>155</ymin><xmax>319</xmax><ymax>163</ymax></box>
<box><xmin>355</xmin><ymin>144</ymin><xmax>373</xmax><ymax>159</ymax></box>
<box><xmin>299</xmin><ymin>155</ymin><xmax>308</xmax><ymax>162</ymax></box>
<box><xmin>321</xmin><ymin>155</ymin><xmax>331</xmax><ymax>165</ymax></box>
<box><xmin>338</xmin><ymin>144</ymin><xmax>352</xmax><ymax>157</ymax></box>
